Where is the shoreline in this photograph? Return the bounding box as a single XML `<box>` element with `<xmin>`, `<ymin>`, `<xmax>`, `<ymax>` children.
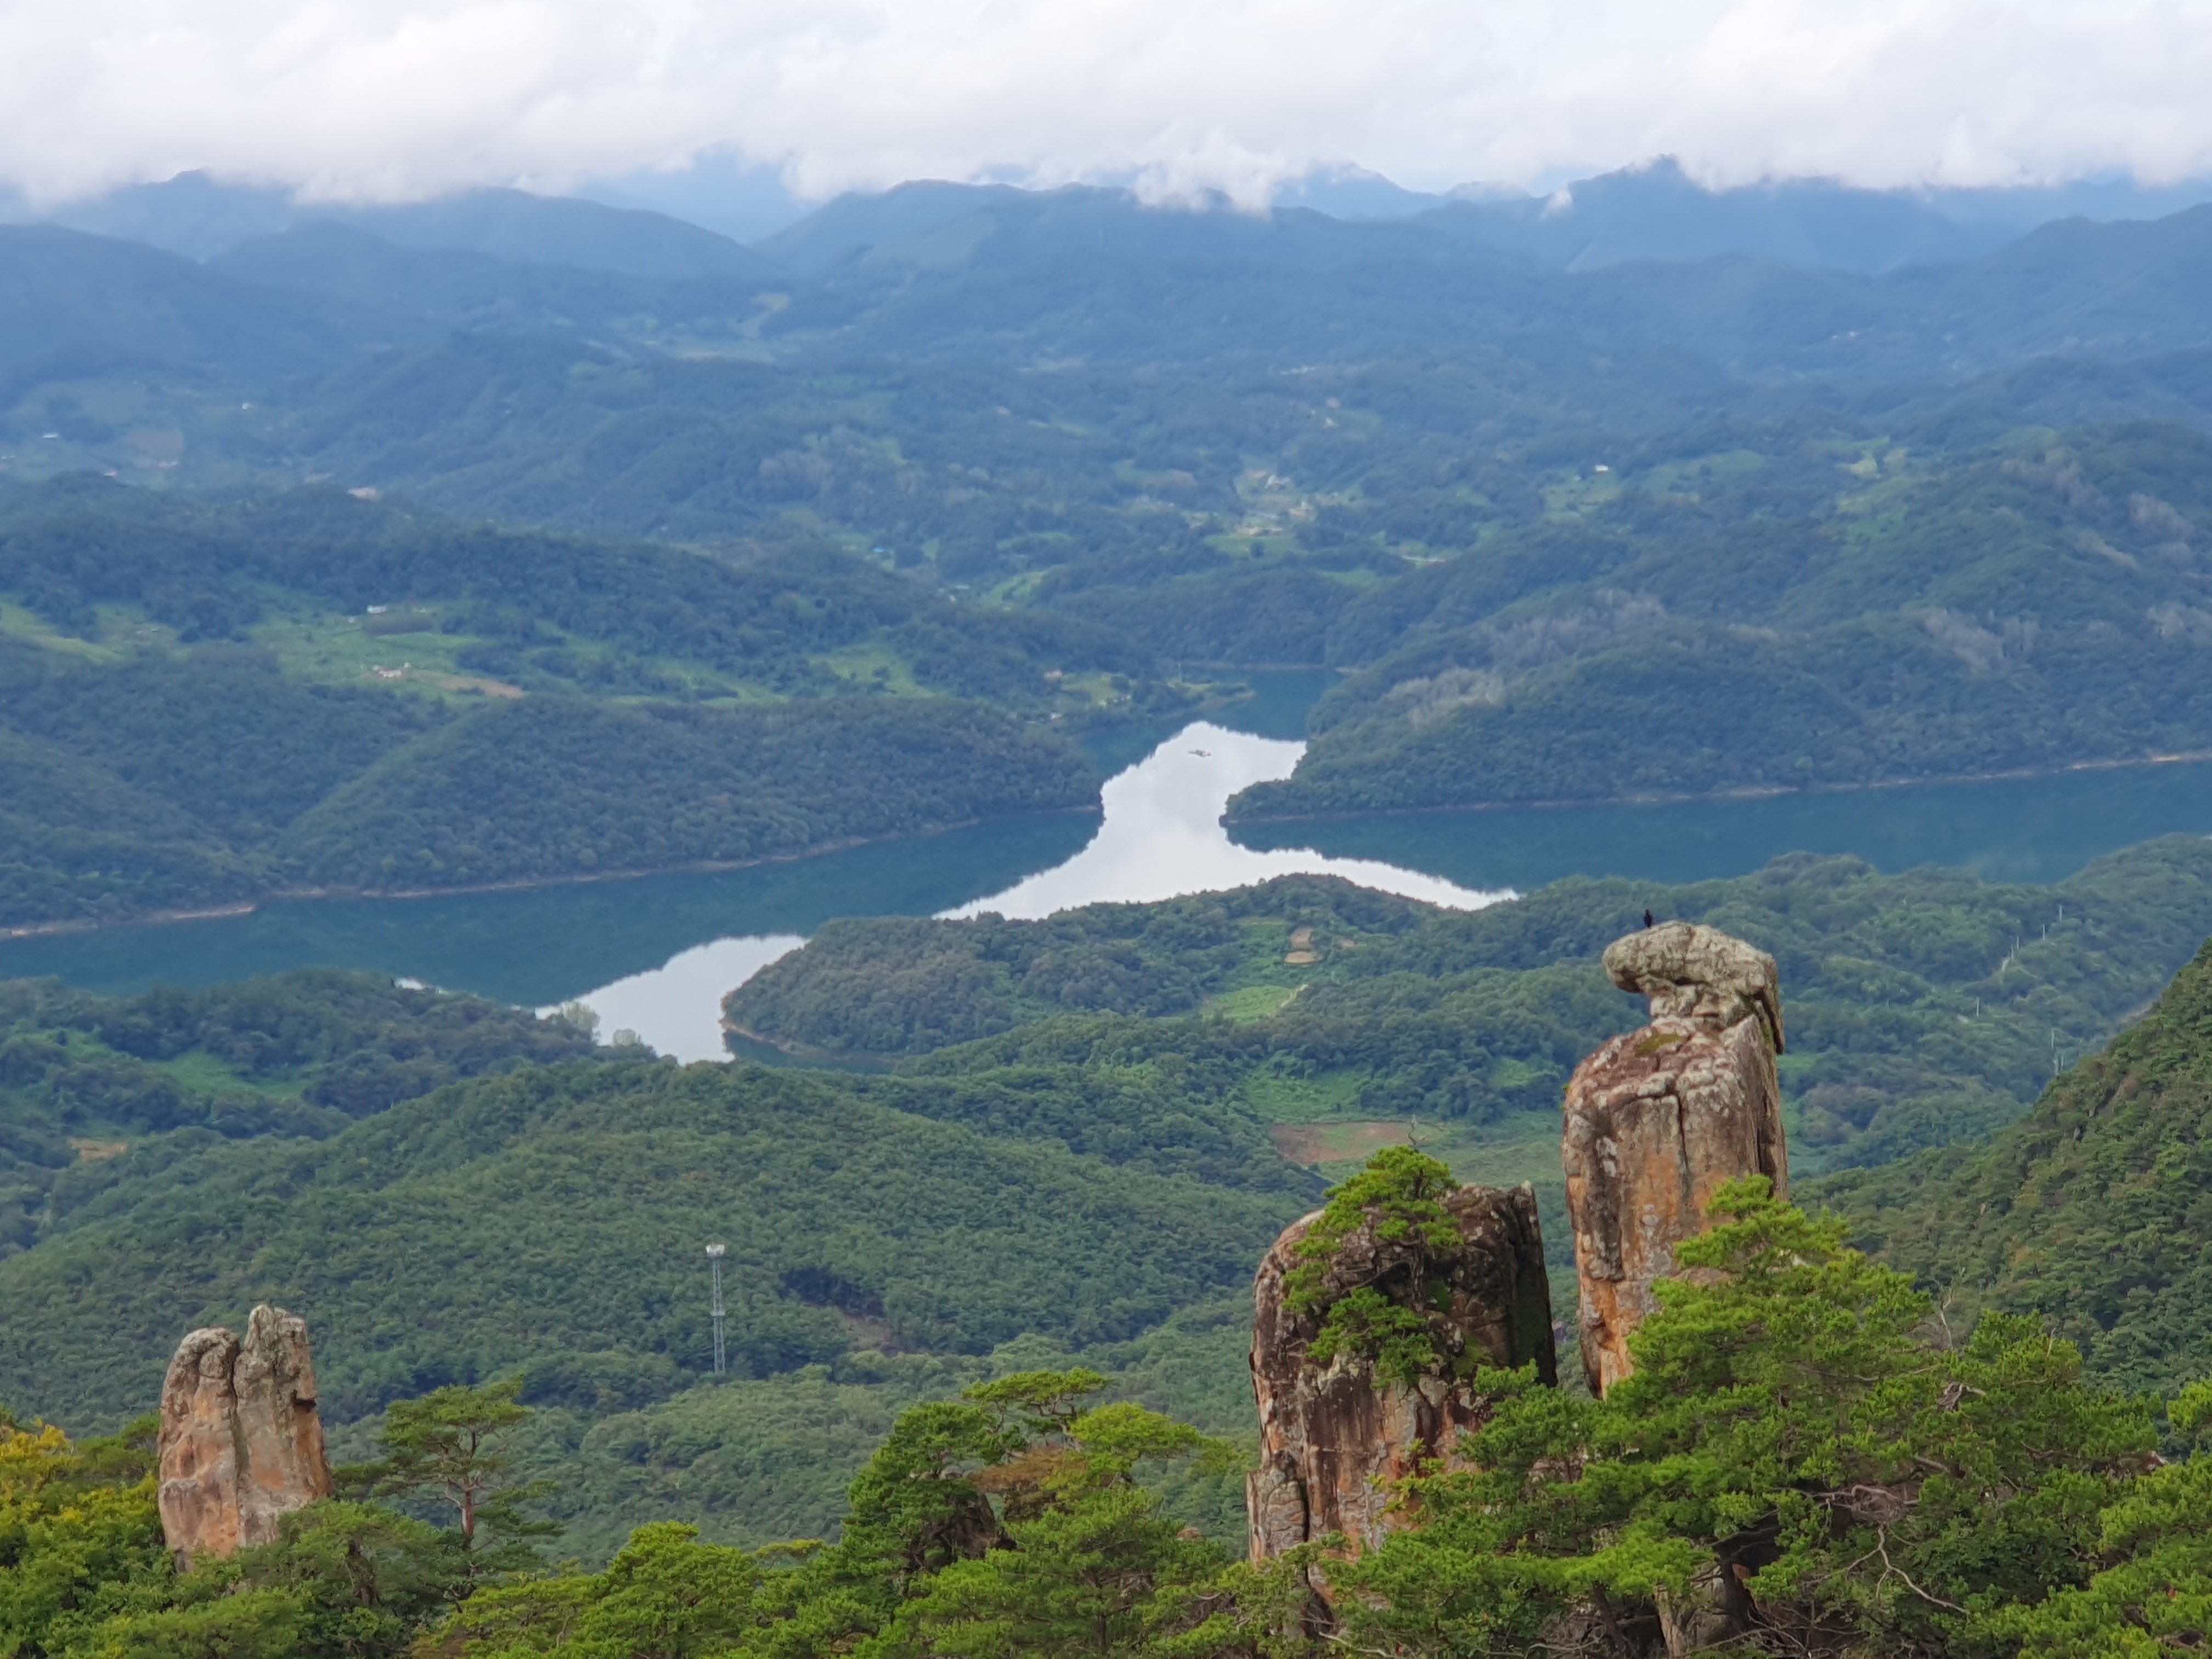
<box><xmin>0</xmin><ymin>806</ymin><xmax>1105</xmax><ymax>943</ymax></box>
<box><xmin>11</xmin><ymin>743</ymin><xmax>2212</xmax><ymax>945</ymax></box>
<box><xmin>1222</xmin><ymin>748</ymin><xmax>2212</xmax><ymax>825</ymax></box>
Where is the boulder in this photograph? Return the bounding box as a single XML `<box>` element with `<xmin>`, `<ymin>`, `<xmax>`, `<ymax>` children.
<box><xmin>1246</xmin><ymin>1181</ymin><xmax>1554</xmax><ymax>1570</ymax></box>
<box><xmin>157</xmin><ymin>1305</ymin><xmax>332</xmax><ymax>1568</ymax></box>
<box><xmin>1563</xmin><ymin>922</ymin><xmax>1787</xmax><ymax>1396</ymax></box>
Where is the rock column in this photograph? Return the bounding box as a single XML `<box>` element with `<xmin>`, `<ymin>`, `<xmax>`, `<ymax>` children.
<box><xmin>157</xmin><ymin>1304</ymin><xmax>332</xmax><ymax>1568</ymax></box>
<box><xmin>1247</xmin><ymin>1181</ymin><xmax>1554</xmax><ymax>1567</ymax></box>
<box><xmin>1562</xmin><ymin>922</ymin><xmax>1787</xmax><ymax>1397</ymax></box>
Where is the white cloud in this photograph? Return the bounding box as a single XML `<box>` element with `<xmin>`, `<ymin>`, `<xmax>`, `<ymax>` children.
<box><xmin>4</xmin><ymin>0</ymin><xmax>2211</xmax><ymax>207</ymax></box>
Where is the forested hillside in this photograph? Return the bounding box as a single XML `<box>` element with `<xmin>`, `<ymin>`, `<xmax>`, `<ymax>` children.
<box><xmin>0</xmin><ymin>970</ymin><xmax>596</xmax><ymax>1257</ymax></box>
<box><xmin>0</xmin><ymin>1056</ymin><xmax>1309</xmax><ymax>1434</ymax></box>
<box><xmin>0</xmin><ymin>953</ymin><xmax>1300</xmax><ymax>1556</ymax></box>
<box><xmin>723</xmin><ymin>879</ymin><xmax>1436</xmax><ymax>1058</ymax></box>
<box><xmin>732</xmin><ymin>843</ymin><xmax>2212</xmax><ymax>1177</ymax></box>
<box><xmin>1824</xmin><ymin>933</ymin><xmax>2212</xmax><ymax>1395</ymax></box>
<box><xmin>0</xmin><ymin>484</ymin><xmax>1133</xmax><ymax>928</ymax></box>
<box><xmin>12</xmin><ymin>848</ymin><xmax>2212</xmax><ymax>1566</ymax></box>
<box><xmin>1231</xmin><ymin>421</ymin><xmax>2212</xmax><ymax>815</ymax></box>
<box><xmin>14</xmin><ymin>168</ymin><xmax>2212</xmax><ymax>1635</ymax></box>
<box><xmin>280</xmin><ymin>697</ymin><xmax>1096</xmax><ymax>892</ymax></box>
<box><xmin>10</xmin><ymin>199</ymin><xmax>2212</xmax><ymax>917</ymax></box>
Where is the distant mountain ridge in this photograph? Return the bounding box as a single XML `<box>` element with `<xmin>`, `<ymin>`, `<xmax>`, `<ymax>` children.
<box><xmin>21</xmin><ymin>156</ymin><xmax>2212</xmax><ymax>284</ymax></box>
<box><xmin>746</xmin><ymin>162</ymin><xmax>2191</xmax><ymax>281</ymax></box>
<box><xmin>33</xmin><ymin>171</ymin><xmax>774</xmax><ymax>281</ymax></box>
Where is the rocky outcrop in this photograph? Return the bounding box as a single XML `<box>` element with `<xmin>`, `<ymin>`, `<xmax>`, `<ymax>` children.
<box><xmin>1247</xmin><ymin>1181</ymin><xmax>1554</xmax><ymax>1568</ymax></box>
<box><xmin>1563</xmin><ymin>922</ymin><xmax>1787</xmax><ymax>1396</ymax></box>
<box><xmin>157</xmin><ymin>1305</ymin><xmax>332</xmax><ymax>1567</ymax></box>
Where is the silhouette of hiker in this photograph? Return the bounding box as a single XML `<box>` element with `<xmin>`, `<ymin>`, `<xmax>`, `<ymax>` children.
<box><xmin>1643</xmin><ymin>909</ymin><xmax>1654</xmax><ymax>929</ymax></box>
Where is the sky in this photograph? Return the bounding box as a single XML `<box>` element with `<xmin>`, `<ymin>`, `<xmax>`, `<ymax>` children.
<box><xmin>7</xmin><ymin>0</ymin><xmax>2212</xmax><ymax>211</ymax></box>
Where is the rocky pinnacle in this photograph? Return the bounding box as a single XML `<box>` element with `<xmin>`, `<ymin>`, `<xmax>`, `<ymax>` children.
<box><xmin>1563</xmin><ymin>921</ymin><xmax>1788</xmax><ymax>1396</ymax></box>
<box><xmin>157</xmin><ymin>1305</ymin><xmax>332</xmax><ymax>1568</ymax></box>
<box><xmin>1246</xmin><ymin>1182</ymin><xmax>1554</xmax><ymax>1579</ymax></box>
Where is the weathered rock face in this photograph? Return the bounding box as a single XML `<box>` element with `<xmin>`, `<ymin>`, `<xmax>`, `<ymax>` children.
<box><xmin>1247</xmin><ymin>1182</ymin><xmax>1554</xmax><ymax>1567</ymax></box>
<box><xmin>158</xmin><ymin>1328</ymin><xmax>247</xmax><ymax>1566</ymax></box>
<box><xmin>1564</xmin><ymin>922</ymin><xmax>1787</xmax><ymax>1397</ymax></box>
<box><xmin>157</xmin><ymin>1305</ymin><xmax>332</xmax><ymax>1568</ymax></box>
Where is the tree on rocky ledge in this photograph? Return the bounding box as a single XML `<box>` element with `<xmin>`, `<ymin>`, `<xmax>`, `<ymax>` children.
<box><xmin>1320</xmin><ymin>1177</ymin><xmax>2170</xmax><ymax>1657</ymax></box>
<box><xmin>13</xmin><ymin>1168</ymin><xmax>2212</xmax><ymax>1656</ymax></box>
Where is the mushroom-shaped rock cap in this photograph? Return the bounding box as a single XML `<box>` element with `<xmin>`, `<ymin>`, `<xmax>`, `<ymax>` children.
<box><xmin>1604</xmin><ymin>921</ymin><xmax>1784</xmax><ymax>1054</ymax></box>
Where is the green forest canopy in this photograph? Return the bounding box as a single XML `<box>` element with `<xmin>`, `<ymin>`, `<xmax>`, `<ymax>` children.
<box><xmin>12</xmin><ymin>1176</ymin><xmax>2212</xmax><ymax>1657</ymax></box>
<box><xmin>10</xmin><ymin>418</ymin><xmax>2212</xmax><ymax>933</ymax></box>
<box><xmin>730</xmin><ymin>840</ymin><xmax>2212</xmax><ymax>1182</ymax></box>
<box><xmin>13</xmin><ymin>839</ymin><xmax>2212</xmax><ymax>1559</ymax></box>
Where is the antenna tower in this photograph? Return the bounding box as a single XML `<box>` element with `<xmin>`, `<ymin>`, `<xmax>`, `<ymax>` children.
<box><xmin>705</xmin><ymin>1243</ymin><xmax>728</xmax><ymax>1375</ymax></box>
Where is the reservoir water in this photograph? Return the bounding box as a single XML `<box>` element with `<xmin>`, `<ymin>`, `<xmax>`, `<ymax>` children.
<box><xmin>7</xmin><ymin>671</ymin><xmax>2212</xmax><ymax>1059</ymax></box>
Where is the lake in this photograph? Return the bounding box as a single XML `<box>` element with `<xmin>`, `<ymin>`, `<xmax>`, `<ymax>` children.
<box><xmin>7</xmin><ymin>671</ymin><xmax>2212</xmax><ymax>1059</ymax></box>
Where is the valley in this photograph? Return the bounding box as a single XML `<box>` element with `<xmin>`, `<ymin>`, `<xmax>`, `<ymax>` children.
<box><xmin>9</xmin><ymin>160</ymin><xmax>2212</xmax><ymax>1655</ymax></box>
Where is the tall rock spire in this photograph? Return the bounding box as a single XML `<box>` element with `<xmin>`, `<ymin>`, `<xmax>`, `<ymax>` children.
<box><xmin>1563</xmin><ymin>921</ymin><xmax>1787</xmax><ymax>1396</ymax></box>
<box><xmin>157</xmin><ymin>1305</ymin><xmax>332</xmax><ymax>1568</ymax></box>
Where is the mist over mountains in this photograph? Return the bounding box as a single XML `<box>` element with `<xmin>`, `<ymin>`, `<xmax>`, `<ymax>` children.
<box><xmin>12</xmin><ymin>156</ymin><xmax>2212</xmax><ymax>417</ymax></box>
<box><xmin>19</xmin><ymin>154</ymin><xmax>2212</xmax><ymax>282</ymax></box>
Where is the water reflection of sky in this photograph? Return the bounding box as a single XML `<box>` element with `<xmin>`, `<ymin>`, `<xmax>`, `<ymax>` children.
<box><xmin>945</xmin><ymin>724</ymin><xmax>1503</xmax><ymax>919</ymax></box>
<box><xmin>574</xmin><ymin>723</ymin><xmax>1508</xmax><ymax>1060</ymax></box>
<box><xmin>564</xmin><ymin>934</ymin><xmax>806</xmax><ymax>1058</ymax></box>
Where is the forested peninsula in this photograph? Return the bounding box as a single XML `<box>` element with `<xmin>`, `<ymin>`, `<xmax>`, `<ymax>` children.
<box><xmin>1228</xmin><ymin>425</ymin><xmax>2212</xmax><ymax>819</ymax></box>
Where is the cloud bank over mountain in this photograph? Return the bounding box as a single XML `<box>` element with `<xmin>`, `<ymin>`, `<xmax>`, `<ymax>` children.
<box><xmin>7</xmin><ymin>0</ymin><xmax>2211</xmax><ymax>209</ymax></box>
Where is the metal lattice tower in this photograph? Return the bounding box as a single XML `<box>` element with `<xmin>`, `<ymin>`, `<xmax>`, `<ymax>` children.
<box><xmin>705</xmin><ymin>1244</ymin><xmax>728</xmax><ymax>1375</ymax></box>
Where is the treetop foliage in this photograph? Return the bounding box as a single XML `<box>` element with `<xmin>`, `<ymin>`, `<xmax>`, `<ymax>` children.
<box><xmin>1283</xmin><ymin>1147</ymin><xmax>1462</xmax><ymax>1385</ymax></box>
<box><xmin>1323</xmin><ymin>1175</ymin><xmax>2187</xmax><ymax>1658</ymax></box>
<box><xmin>13</xmin><ymin>1181</ymin><xmax>2212</xmax><ymax>1656</ymax></box>
<box><xmin>1826</xmin><ymin>929</ymin><xmax>2212</xmax><ymax>1396</ymax></box>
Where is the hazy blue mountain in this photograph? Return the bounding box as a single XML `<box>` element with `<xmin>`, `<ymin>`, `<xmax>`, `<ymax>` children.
<box><xmin>577</xmin><ymin>149</ymin><xmax>817</xmax><ymax>244</ymax></box>
<box><xmin>42</xmin><ymin>171</ymin><xmax>298</xmax><ymax>260</ymax></box>
<box><xmin>1926</xmin><ymin>173</ymin><xmax>2212</xmax><ymax>233</ymax></box>
<box><xmin>791</xmin><ymin>194</ymin><xmax>2212</xmax><ymax>382</ymax></box>
<box><xmin>1272</xmin><ymin>165</ymin><xmax>1446</xmax><ymax>220</ymax></box>
<box><xmin>336</xmin><ymin>187</ymin><xmax>774</xmax><ymax>280</ymax></box>
<box><xmin>1414</xmin><ymin>158</ymin><xmax>2001</xmax><ymax>274</ymax></box>
<box><xmin>1882</xmin><ymin>347</ymin><xmax>2212</xmax><ymax>447</ymax></box>
<box><xmin>37</xmin><ymin>172</ymin><xmax>771</xmax><ymax>280</ymax></box>
<box><xmin>754</xmin><ymin>160</ymin><xmax>2212</xmax><ymax>291</ymax></box>
<box><xmin>208</xmin><ymin>222</ymin><xmax>780</xmax><ymax>335</ymax></box>
<box><xmin>0</xmin><ymin>224</ymin><xmax>384</xmax><ymax>391</ymax></box>
<box><xmin>45</xmin><ymin>160</ymin><xmax>2212</xmax><ymax>291</ymax></box>
<box><xmin>760</xmin><ymin>160</ymin><xmax>2005</xmax><ymax>284</ymax></box>
<box><xmin>752</xmin><ymin>180</ymin><xmax>1053</xmax><ymax>274</ymax></box>
<box><xmin>1892</xmin><ymin>205</ymin><xmax>2212</xmax><ymax>361</ymax></box>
